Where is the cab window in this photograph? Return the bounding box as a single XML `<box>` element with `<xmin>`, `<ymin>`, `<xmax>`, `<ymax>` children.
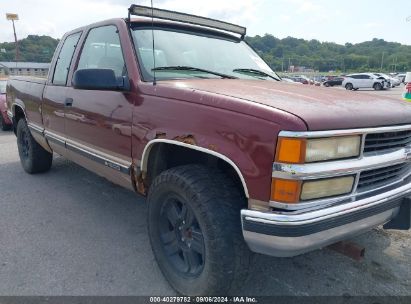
<box><xmin>77</xmin><ymin>25</ymin><xmax>126</xmax><ymax>78</ymax></box>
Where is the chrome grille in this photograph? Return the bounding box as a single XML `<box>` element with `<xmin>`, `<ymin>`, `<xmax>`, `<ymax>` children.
<box><xmin>358</xmin><ymin>163</ymin><xmax>410</xmax><ymax>190</ymax></box>
<box><xmin>364</xmin><ymin>130</ymin><xmax>411</xmax><ymax>153</ymax></box>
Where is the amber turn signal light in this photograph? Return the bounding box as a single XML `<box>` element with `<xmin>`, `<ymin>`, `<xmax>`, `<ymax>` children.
<box><xmin>271</xmin><ymin>178</ymin><xmax>302</xmax><ymax>204</ymax></box>
<box><xmin>275</xmin><ymin>137</ymin><xmax>306</xmax><ymax>164</ymax></box>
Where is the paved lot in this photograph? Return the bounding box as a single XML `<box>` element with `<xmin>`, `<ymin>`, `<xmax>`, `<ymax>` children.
<box><xmin>332</xmin><ymin>83</ymin><xmax>406</xmax><ymax>98</ymax></box>
<box><xmin>0</xmin><ymin>87</ymin><xmax>410</xmax><ymax>296</ymax></box>
<box><xmin>355</xmin><ymin>86</ymin><xmax>406</xmax><ymax>98</ymax></box>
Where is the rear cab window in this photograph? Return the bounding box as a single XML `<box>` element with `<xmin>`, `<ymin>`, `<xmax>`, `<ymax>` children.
<box><xmin>52</xmin><ymin>32</ymin><xmax>82</xmax><ymax>85</ymax></box>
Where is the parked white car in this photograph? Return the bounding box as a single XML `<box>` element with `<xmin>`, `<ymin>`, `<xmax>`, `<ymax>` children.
<box><xmin>342</xmin><ymin>73</ymin><xmax>390</xmax><ymax>91</ymax></box>
<box><xmin>374</xmin><ymin>73</ymin><xmax>401</xmax><ymax>87</ymax></box>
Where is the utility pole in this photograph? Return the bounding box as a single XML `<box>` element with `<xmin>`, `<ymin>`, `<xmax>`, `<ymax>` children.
<box><xmin>391</xmin><ymin>56</ymin><xmax>398</xmax><ymax>73</ymax></box>
<box><xmin>380</xmin><ymin>52</ymin><xmax>385</xmax><ymax>72</ymax></box>
<box><xmin>6</xmin><ymin>13</ymin><xmax>19</xmax><ymax>62</ymax></box>
<box><xmin>394</xmin><ymin>56</ymin><xmax>397</xmax><ymax>73</ymax></box>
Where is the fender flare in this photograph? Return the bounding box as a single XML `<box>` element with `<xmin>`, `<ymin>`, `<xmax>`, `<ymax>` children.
<box><xmin>140</xmin><ymin>139</ymin><xmax>250</xmax><ymax>198</ymax></box>
<box><xmin>12</xmin><ymin>102</ymin><xmax>26</xmax><ymax>119</ymax></box>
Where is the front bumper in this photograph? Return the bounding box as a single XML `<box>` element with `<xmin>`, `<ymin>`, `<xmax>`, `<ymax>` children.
<box><xmin>241</xmin><ymin>182</ymin><xmax>411</xmax><ymax>257</ymax></box>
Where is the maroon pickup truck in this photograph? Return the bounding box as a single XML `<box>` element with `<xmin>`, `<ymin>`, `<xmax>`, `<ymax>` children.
<box><xmin>6</xmin><ymin>5</ymin><xmax>411</xmax><ymax>295</ymax></box>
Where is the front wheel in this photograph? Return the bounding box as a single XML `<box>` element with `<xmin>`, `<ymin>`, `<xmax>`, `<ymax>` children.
<box><xmin>374</xmin><ymin>82</ymin><xmax>383</xmax><ymax>91</ymax></box>
<box><xmin>147</xmin><ymin>165</ymin><xmax>251</xmax><ymax>295</ymax></box>
<box><xmin>16</xmin><ymin>119</ymin><xmax>52</xmax><ymax>174</ymax></box>
<box><xmin>345</xmin><ymin>83</ymin><xmax>353</xmax><ymax>90</ymax></box>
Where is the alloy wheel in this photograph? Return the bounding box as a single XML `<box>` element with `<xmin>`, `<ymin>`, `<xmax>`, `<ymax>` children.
<box><xmin>159</xmin><ymin>197</ymin><xmax>205</xmax><ymax>277</ymax></box>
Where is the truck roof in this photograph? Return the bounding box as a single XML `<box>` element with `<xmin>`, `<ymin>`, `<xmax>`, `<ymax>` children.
<box><xmin>63</xmin><ymin>17</ymin><xmax>242</xmax><ymax>42</ymax></box>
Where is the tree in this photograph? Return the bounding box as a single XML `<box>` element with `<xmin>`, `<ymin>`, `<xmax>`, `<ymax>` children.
<box><xmin>0</xmin><ymin>35</ymin><xmax>59</xmax><ymax>62</ymax></box>
<box><xmin>246</xmin><ymin>34</ymin><xmax>411</xmax><ymax>72</ymax></box>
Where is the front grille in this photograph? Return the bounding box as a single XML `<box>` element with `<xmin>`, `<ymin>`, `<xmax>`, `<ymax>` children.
<box><xmin>357</xmin><ymin>163</ymin><xmax>410</xmax><ymax>191</ymax></box>
<box><xmin>364</xmin><ymin>130</ymin><xmax>411</xmax><ymax>153</ymax></box>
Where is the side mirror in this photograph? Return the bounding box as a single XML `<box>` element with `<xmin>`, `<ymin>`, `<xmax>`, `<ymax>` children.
<box><xmin>72</xmin><ymin>69</ymin><xmax>129</xmax><ymax>91</ymax></box>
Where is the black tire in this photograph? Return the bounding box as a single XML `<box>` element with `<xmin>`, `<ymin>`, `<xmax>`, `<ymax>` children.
<box><xmin>345</xmin><ymin>83</ymin><xmax>353</xmax><ymax>90</ymax></box>
<box><xmin>373</xmin><ymin>82</ymin><xmax>382</xmax><ymax>91</ymax></box>
<box><xmin>0</xmin><ymin>115</ymin><xmax>11</xmax><ymax>131</ymax></box>
<box><xmin>16</xmin><ymin>119</ymin><xmax>52</xmax><ymax>174</ymax></box>
<box><xmin>324</xmin><ymin>82</ymin><xmax>330</xmax><ymax>87</ymax></box>
<box><xmin>147</xmin><ymin>165</ymin><xmax>251</xmax><ymax>295</ymax></box>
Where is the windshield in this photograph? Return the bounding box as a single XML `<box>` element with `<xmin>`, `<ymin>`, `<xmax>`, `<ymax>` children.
<box><xmin>0</xmin><ymin>80</ymin><xmax>6</xmax><ymax>94</ymax></box>
<box><xmin>131</xmin><ymin>26</ymin><xmax>280</xmax><ymax>81</ymax></box>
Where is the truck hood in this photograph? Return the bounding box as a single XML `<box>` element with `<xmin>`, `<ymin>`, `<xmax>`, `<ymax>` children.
<box><xmin>160</xmin><ymin>79</ymin><xmax>411</xmax><ymax>130</ymax></box>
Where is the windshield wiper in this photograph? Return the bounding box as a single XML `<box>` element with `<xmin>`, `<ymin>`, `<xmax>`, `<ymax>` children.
<box><xmin>152</xmin><ymin>66</ymin><xmax>238</xmax><ymax>79</ymax></box>
<box><xmin>233</xmin><ymin>68</ymin><xmax>280</xmax><ymax>81</ymax></box>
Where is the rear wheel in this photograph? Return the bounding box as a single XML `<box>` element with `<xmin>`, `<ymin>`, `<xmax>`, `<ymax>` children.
<box><xmin>0</xmin><ymin>115</ymin><xmax>11</xmax><ymax>131</ymax></box>
<box><xmin>345</xmin><ymin>83</ymin><xmax>353</xmax><ymax>90</ymax></box>
<box><xmin>147</xmin><ymin>165</ymin><xmax>251</xmax><ymax>295</ymax></box>
<box><xmin>16</xmin><ymin>119</ymin><xmax>52</xmax><ymax>174</ymax></box>
<box><xmin>324</xmin><ymin>82</ymin><xmax>330</xmax><ymax>87</ymax></box>
<box><xmin>374</xmin><ymin>82</ymin><xmax>383</xmax><ymax>91</ymax></box>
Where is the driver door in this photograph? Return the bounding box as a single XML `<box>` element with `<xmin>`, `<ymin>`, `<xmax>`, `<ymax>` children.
<box><xmin>64</xmin><ymin>24</ymin><xmax>134</xmax><ymax>190</ymax></box>
<box><xmin>362</xmin><ymin>75</ymin><xmax>373</xmax><ymax>88</ymax></box>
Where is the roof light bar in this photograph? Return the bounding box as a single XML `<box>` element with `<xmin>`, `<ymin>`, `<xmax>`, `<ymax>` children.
<box><xmin>128</xmin><ymin>5</ymin><xmax>247</xmax><ymax>38</ymax></box>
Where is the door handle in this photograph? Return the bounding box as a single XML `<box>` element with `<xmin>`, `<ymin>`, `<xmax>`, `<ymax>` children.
<box><xmin>64</xmin><ymin>98</ymin><xmax>73</xmax><ymax>107</ymax></box>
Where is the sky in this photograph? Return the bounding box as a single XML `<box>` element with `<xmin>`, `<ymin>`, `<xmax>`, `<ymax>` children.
<box><xmin>0</xmin><ymin>0</ymin><xmax>410</xmax><ymax>45</ymax></box>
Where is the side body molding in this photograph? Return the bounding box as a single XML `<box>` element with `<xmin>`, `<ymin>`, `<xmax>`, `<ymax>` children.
<box><xmin>140</xmin><ymin>139</ymin><xmax>250</xmax><ymax>198</ymax></box>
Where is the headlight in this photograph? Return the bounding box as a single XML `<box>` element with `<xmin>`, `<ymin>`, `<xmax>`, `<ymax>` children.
<box><xmin>271</xmin><ymin>176</ymin><xmax>355</xmax><ymax>203</ymax></box>
<box><xmin>305</xmin><ymin>136</ymin><xmax>361</xmax><ymax>162</ymax></box>
<box><xmin>300</xmin><ymin>176</ymin><xmax>355</xmax><ymax>201</ymax></box>
<box><xmin>275</xmin><ymin>136</ymin><xmax>361</xmax><ymax>164</ymax></box>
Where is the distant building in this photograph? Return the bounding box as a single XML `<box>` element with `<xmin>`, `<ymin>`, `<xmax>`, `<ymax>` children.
<box><xmin>0</xmin><ymin>62</ymin><xmax>50</xmax><ymax>78</ymax></box>
<box><xmin>293</xmin><ymin>66</ymin><xmax>315</xmax><ymax>73</ymax></box>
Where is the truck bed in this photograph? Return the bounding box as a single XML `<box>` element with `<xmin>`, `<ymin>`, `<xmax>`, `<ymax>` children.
<box><xmin>7</xmin><ymin>76</ymin><xmax>47</xmax><ymax>129</ymax></box>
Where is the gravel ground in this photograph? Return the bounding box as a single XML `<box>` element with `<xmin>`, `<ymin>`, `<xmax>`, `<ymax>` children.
<box><xmin>0</xmin><ymin>99</ymin><xmax>410</xmax><ymax>296</ymax></box>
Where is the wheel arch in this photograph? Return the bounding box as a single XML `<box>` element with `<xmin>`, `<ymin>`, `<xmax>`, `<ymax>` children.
<box><xmin>12</xmin><ymin>104</ymin><xmax>27</xmax><ymax>134</ymax></box>
<box><xmin>140</xmin><ymin>139</ymin><xmax>250</xmax><ymax>198</ymax></box>
<box><xmin>373</xmin><ymin>82</ymin><xmax>383</xmax><ymax>90</ymax></box>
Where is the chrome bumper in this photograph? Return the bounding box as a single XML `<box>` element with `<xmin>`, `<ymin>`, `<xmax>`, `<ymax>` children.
<box><xmin>241</xmin><ymin>182</ymin><xmax>411</xmax><ymax>257</ymax></box>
